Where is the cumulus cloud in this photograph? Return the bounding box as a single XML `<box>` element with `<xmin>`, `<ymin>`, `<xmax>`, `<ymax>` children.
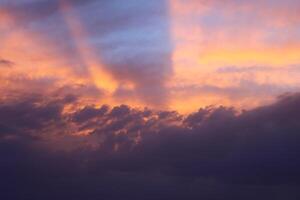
<box><xmin>1</xmin><ymin>92</ymin><xmax>300</xmax><ymax>199</ymax></box>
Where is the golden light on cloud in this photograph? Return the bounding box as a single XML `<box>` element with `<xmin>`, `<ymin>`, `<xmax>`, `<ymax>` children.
<box><xmin>198</xmin><ymin>47</ymin><xmax>300</xmax><ymax>68</ymax></box>
<box><xmin>167</xmin><ymin>0</ymin><xmax>300</xmax><ymax>113</ymax></box>
<box><xmin>169</xmin><ymin>0</ymin><xmax>300</xmax><ymax>77</ymax></box>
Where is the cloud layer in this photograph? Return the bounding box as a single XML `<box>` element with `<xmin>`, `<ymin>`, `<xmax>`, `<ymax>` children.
<box><xmin>1</xmin><ymin>92</ymin><xmax>300</xmax><ymax>199</ymax></box>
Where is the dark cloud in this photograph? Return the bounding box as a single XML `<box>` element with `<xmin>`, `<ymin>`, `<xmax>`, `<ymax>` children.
<box><xmin>0</xmin><ymin>95</ymin><xmax>66</xmax><ymax>139</ymax></box>
<box><xmin>73</xmin><ymin>104</ymin><xmax>109</xmax><ymax>123</ymax></box>
<box><xmin>0</xmin><ymin>59</ymin><xmax>14</xmax><ymax>67</ymax></box>
<box><xmin>1</xmin><ymin>93</ymin><xmax>300</xmax><ymax>199</ymax></box>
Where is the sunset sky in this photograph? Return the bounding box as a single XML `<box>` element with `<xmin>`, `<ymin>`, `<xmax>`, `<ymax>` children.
<box><xmin>1</xmin><ymin>0</ymin><xmax>300</xmax><ymax>112</ymax></box>
<box><xmin>1</xmin><ymin>1</ymin><xmax>300</xmax><ymax>199</ymax></box>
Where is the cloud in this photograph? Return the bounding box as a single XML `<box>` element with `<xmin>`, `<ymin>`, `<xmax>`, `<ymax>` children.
<box><xmin>217</xmin><ymin>65</ymin><xmax>300</xmax><ymax>74</ymax></box>
<box><xmin>0</xmin><ymin>94</ymin><xmax>69</xmax><ymax>139</ymax></box>
<box><xmin>0</xmin><ymin>59</ymin><xmax>14</xmax><ymax>67</ymax></box>
<box><xmin>1</xmin><ymin>0</ymin><xmax>173</xmax><ymax>106</ymax></box>
<box><xmin>170</xmin><ymin>79</ymin><xmax>300</xmax><ymax>112</ymax></box>
<box><xmin>1</xmin><ymin>92</ymin><xmax>300</xmax><ymax>199</ymax></box>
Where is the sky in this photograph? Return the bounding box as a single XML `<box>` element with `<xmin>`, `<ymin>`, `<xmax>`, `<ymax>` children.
<box><xmin>1</xmin><ymin>0</ymin><xmax>300</xmax><ymax>112</ymax></box>
<box><xmin>1</xmin><ymin>0</ymin><xmax>300</xmax><ymax>199</ymax></box>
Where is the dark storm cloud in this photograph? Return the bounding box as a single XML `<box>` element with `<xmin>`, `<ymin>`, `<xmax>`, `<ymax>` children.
<box><xmin>1</xmin><ymin>93</ymin><xmax>300</xmax><ymax>199</ymax></box>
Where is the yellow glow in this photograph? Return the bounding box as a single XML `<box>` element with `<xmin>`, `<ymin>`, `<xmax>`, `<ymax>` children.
<box><xmin>198</xmin><ymin>47</ymin><xmax>300</xmax><ymax>67</ymax></box>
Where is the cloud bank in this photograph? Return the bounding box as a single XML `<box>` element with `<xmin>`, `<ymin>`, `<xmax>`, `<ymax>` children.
<box><xmin>1</xmin><ymin>92</ymin><xmax>300</xmax><ymax>199</ymax></box>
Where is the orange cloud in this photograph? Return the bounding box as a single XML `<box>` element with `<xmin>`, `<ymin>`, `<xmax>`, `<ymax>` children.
<box><xmin>167</xmin><ymin>0</ymin><xmax>300</xmax><ymax>113</ymax></box>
